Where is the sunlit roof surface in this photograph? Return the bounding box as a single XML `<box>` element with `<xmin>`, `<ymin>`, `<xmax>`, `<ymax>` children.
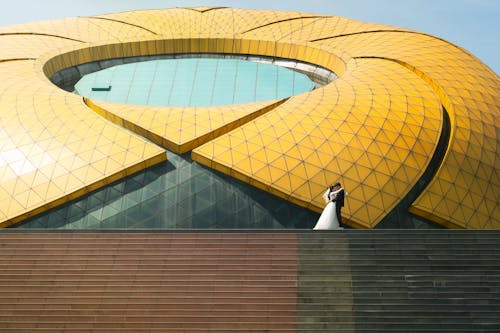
<box><xmin>0</xmin><ymin>7</ymin><xmax>498</xmax><ymax>229</ymax></box>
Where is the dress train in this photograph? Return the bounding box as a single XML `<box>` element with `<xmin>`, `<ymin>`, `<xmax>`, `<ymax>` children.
<box><xmin>314</xmin><ymin>187</ymin><xmax>344</xmax><ymax>230</ymax></box>
<box><xmin>313</xmin><ymin>201</ymin><xmax>339</xmax><ymax>230</ymax></box>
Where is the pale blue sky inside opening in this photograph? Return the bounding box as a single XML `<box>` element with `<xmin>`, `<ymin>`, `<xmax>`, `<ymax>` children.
<box><xmin>75</xmin><ymin>58</ymin><xmax>315</xmax><ymax>107</ymax></box>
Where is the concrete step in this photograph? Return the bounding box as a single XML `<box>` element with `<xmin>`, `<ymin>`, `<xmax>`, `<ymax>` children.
<box><xmin>1</xmin><ymin>230</ymin><xmax>499</xmax><ymax>332</ymax></box>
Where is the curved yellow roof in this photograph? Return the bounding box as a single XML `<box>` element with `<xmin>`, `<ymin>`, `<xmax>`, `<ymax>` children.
<box><xmin>0</xmin><ymin>7</ymin><xmax>498</xmax><ymax>228</ymax></box>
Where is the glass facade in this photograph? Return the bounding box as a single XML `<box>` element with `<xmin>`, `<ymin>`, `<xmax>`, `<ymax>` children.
<box><xmin>16</xmin><ymin>150</ymin><xmax>319</xmax><ymax>229</ymax></box>
<box><xmin>74</xmin><ymin>58</ymin><xmax>314</xmax><ymax>107</ymax></box>
<box><xmin>1</xmin><ymin>7</ymin><xmax>498</xmax><ymax>230</ymax></box>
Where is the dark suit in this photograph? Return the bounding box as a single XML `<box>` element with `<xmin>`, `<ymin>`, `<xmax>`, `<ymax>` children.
<box><xmin>332</xmin><ymin>188</ymin><xmax>345</xmax><ymax>227</ymax></box>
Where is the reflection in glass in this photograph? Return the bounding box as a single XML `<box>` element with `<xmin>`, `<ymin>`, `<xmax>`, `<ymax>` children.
<box><xmin>16</xmin><ymin>151</ymin><xmax>318</xmax><ymax>229</ymax></box>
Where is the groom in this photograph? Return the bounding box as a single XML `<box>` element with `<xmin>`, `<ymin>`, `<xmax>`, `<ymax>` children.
<box><xmin>331</xmin><ymin>182</ymin><xmax>345</xmax><ymax>227</ymax></box>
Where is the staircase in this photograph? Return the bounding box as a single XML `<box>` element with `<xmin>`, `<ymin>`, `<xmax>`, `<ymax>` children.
<box><xmin>298</xmin><ymin>230</ymin><xmax>500</xmax><ymax>332</ymax></box>
<box><xmin>0</xmin><ymin>232</ymin><xmax>298</xmax><ymax>332</ymax></box>
<box><xmin>0</xmin><ymin>230</ymin><xmax>499</xmax><ymax>332</ymax></box>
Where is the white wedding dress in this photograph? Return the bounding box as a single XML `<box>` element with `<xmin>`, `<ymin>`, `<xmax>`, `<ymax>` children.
<box><xmin>313</xmin><ymin>188</ymin><xmax>341</xmax><ymax>230</ymax></box>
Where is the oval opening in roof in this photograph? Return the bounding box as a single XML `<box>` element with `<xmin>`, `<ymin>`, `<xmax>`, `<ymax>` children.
<box><xmin>74</xmin><ymin>57</ymin><xmax>315</xmax><ymax>107</ymax></box>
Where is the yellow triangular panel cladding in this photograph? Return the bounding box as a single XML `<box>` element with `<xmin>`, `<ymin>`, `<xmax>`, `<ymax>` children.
<box><xmin>313</xmin><ymin>31</ymin><xmax>499</xmax><ymax>228</ymax></box>
<box><xmin>86</xmin><ymin>98</ymin><xmax>287</xmax><ymax>154</ymax></box>
<box><xmin>0</xmin><ymin>7</ymin><xmax>498</xmax><ymax>229</ymax></box>
<box><xmin>0</xmin><ymin>61</ymin><xmax>166</xmax><ymax>228</ymax></box>
<box><xmin>193</xmin><ymin>58</ymin><xmax>444</xmax><ymax>229</ymax></box>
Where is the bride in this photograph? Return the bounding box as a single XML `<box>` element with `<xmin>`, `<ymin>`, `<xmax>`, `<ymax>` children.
<box><xmin>313</xmin><ymin>185</ymin><xmax>342</xmax><ymax>230</ymax></box>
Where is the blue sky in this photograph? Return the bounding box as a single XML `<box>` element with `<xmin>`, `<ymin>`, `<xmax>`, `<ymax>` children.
<box><xmin>1</xmin><ymin>0</ymin><xmax>498</xmax><ymax>74</ymax></box>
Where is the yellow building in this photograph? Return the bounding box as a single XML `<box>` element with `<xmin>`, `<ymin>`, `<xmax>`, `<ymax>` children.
<box><xmin>0</xmin><ymin>7</ymin><xmax>498</xmax><ymax>229</ymax></box>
